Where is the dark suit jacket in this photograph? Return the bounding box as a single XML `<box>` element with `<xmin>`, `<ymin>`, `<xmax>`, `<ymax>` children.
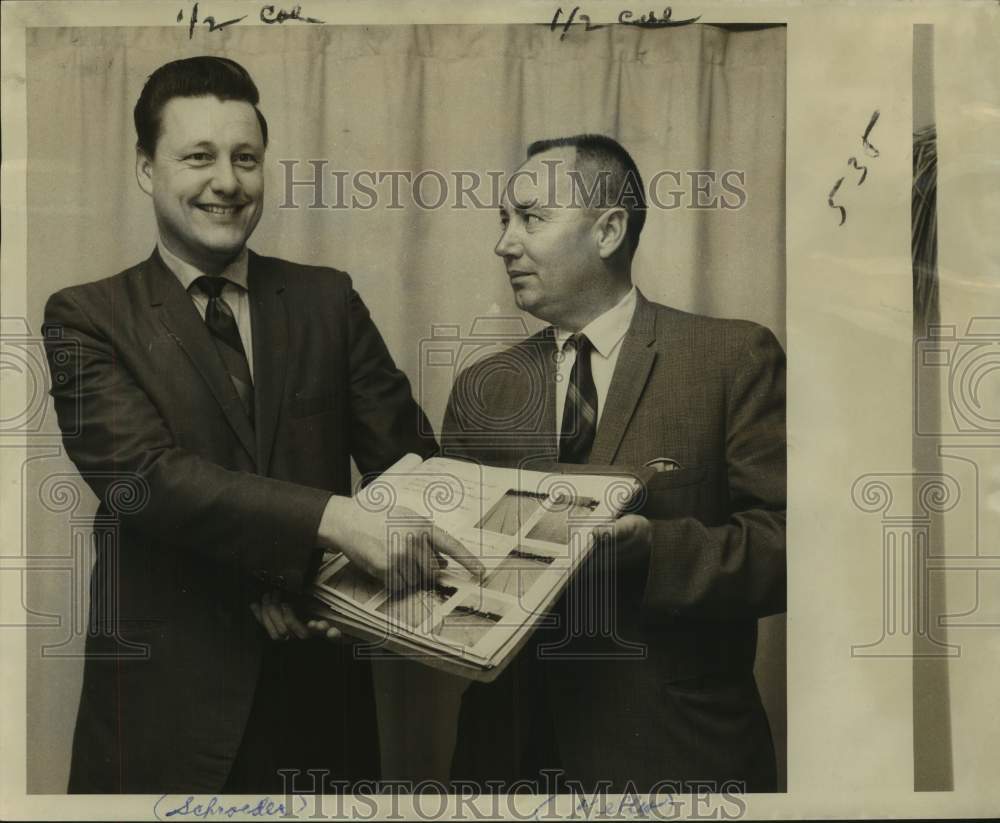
<box><xmin>43</xmin><ymin>249</ymin><xmax>436</xmax><ymax>793</ymax></box>
<box><xmin>442</xmin><ymin>292</ymin><xmax>786</xmax><ymax>792</ymax></box>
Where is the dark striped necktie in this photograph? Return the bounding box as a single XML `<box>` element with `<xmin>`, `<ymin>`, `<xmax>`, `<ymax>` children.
<box><xmin>193</xmin><ymin>275</ymin><xmax>254</xmax><ymax>425</ymax></box>
<box><xmin>559</xmin><ymin>333</ymin><xmax>597</xmax><ymax>464</ymax></box>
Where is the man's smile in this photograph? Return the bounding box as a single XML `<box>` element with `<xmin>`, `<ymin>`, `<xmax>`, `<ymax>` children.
<box><xmin>195</xmin><ymin>203</ymin><xmax>247</xmax><ymax>217</ymax></box>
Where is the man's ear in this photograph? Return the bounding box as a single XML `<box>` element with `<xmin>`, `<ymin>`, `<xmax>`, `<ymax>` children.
<box><xmin>594</xmin><ymin>207</ymin><xmax>629</xmax><ymax>260</ymax></box>
<box><xmin>135</xmin><ymin>148</ymin><xmax>154</xmax><ymax>198</ymax></box>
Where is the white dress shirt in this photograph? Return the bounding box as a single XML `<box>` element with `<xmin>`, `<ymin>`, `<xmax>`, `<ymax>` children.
<box><xmin>553</xmin><ymin>286</ymin><xmax>638</xmax><ymax>448</ymax></box>
<box><xmin>157</xmin><ymin>242</ymin><xmax>255</xmax><ymax>379</ymax></box>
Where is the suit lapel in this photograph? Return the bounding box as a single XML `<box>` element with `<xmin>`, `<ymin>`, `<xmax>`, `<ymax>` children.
<box><xmin>146</xmin><ymin>249</ymin><xmax>258</xmax><ymax>464</ymax></box>
<box><xmin>488</xmin><ymin>327</ymin><xmax>558</xmax><ymax>467</ymax></box>
<box><xmin>535</xmin><ymin>326</ymin><xmax>560</xmax><ymax>463</ymax></box>
<box><xmin>589</xmin><ymin>291</ymin><xmax>657</xmax><ymax>465</ymax></box>
<box><xmin>247</xmin><ymin>252</ymin><xmax>288</xmax><ymax>476</ymax></box>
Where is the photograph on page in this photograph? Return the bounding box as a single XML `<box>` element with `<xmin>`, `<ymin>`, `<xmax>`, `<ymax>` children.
<box><xmin>0</xmin><ymin>1</ymin><xmax>997</xmax><ymax>821</ymax></box>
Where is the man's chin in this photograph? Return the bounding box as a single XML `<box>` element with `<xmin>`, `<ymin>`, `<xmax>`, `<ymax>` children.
<box><xmin>512</xmin><ymin>288</ymin><xmax>539</xmax><ymax>313</ymax></box>
<box><xmin>183</xmin><ymin>238</ymin><xmax>249</xmax><ymax>269</ymax></box>
<box><xmin>513</xmin><ymin>292</ymin><xmax>561</xmax><ymax>326</ymax></box>
<box><xmin>197</xmin><ymin>232</ymin><xmax>252</xmax><ymax>258</ymax></box>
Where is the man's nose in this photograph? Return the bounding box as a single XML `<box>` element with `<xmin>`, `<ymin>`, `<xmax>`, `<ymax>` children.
<box><xmin>495</xmin><ymin>226</ymin><xmax>521</xmax><ymax>258</ymax></box>
<box><xmin>210</xmin><ymin>159</ymin><xmax>240</xmax><ymax>197</ymax></box>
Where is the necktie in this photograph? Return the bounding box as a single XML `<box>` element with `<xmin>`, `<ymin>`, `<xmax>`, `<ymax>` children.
<box><xmin>193</xmin><ymin>276</ymin><xmax>254</xmax><ymax>425</ymax></box>
<box><xmin>559</xmin><ymin>333</ymin><xmax>597</xmax><ymax>463</ymax></box>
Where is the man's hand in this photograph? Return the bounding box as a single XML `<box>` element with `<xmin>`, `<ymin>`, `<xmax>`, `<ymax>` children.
<box><xmin>316</xmin><ymin>495</ymin><xmax>484</xmax><ymax>591</ymax></box>
<box><xmin>305</xmin><ymin>617</ymin><xmax>345</xmax><ymax>642</ymax></box>
<box><xmin>250</xmin><ymin>591</ymin><xmax>342</xmax><ymax>641</ymax></box>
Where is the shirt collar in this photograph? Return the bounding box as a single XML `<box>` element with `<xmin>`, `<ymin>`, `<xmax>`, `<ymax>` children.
<box><xmin>157</xmin><ymin>240</ymin><xmax>249</xmax><ymax>293</ymax></box>
<box><xmin>554</xmin><ymin>286</ymin><xmax>637</xmax><ymax>358</ymax></box>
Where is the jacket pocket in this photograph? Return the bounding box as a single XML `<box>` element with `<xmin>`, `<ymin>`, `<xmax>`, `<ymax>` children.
<box><xmin>645</xmin><ymin>465</ymin><xmax>710</xmax><ymax>491</ymax></box>
<box><xmin>639</xmin><ymin>464</ymin><xmax>723</xmax><ymax>523</ymax></box>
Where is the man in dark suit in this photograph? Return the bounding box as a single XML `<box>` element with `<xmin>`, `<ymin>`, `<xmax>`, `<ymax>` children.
<box><xmin>443</xmin><ymin>135</ymin><xmax>785</xmax><ymax>793</ymax></box>
<box><xmin>43</xmin><ymin>56</ymin><xmax>479</xmax><ymax>794</ymax></box>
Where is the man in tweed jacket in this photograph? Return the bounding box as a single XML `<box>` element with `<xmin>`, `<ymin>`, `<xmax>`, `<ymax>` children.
<box><xmin>443</xmin><ymin>135</ymin><xmax>786</xmax><ymax>793</ymax></box>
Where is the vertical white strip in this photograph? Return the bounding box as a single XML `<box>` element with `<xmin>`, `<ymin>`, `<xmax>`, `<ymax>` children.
<box><xmin>787</xmin><ymin>8</ymin><xmax>916</xmax><ymax>801</ymax></box>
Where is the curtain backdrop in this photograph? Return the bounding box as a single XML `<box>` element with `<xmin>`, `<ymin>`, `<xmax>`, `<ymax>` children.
<box><xmin>25</xmin><ymin>23</ymin><xmax>786</xmax><ymax>791</ymax></box>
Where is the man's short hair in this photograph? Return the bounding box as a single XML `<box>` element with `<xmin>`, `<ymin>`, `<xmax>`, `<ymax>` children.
<box><xmin>134</xmin><ymin>56</ymin><xmax>269</xmax><ymax>156</ymax></box>
<box><xmin>527</xmin><ymin>133</ymin><xmax>647</xmax><ymax>259</ymax></box>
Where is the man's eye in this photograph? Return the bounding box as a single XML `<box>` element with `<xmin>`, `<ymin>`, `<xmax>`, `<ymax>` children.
<box><xmin>185</xmin><ymin>153</ymin><xmax>213</xmax><ymax>164</ymax></box>
<box><xmin>525</xmin><ymin>213</ymin><xmax>542</xmax><ymax>224</ymax></box>
<box><xmin>234</xmin><ymin>154</ymin><xmax>259</xmax><ymax>168</ymax></box>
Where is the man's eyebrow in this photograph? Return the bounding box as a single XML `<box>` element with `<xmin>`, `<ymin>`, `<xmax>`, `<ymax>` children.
<box><xmin>509</xmin><ymin>195</ymin><xmax>540</xmax><ymax>211</ymax></box>
<box><xmin>177</xmin><ymin>140</ymin><xmax>214</xmax><ymax>152</ymax></box>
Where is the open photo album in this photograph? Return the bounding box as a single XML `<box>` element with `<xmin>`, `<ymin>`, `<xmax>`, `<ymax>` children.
<box><xmin>309</xmin><ymin>453</ymin><xmax>651</xmax><ymax>681</ymax></box>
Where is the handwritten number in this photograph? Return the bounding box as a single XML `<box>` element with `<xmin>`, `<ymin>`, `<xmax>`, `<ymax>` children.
<box><xmin>181</xmin><ymin>2</ymin><xmax>246</xmax><ymax>38</ymax></box>
<box><xmin>551</xmin><ymin>7</ymin><xmax>576</xmax><ymax>40</ymax></box>
<box><xmin>204</xmin><ymin>13</ymin><xmax>247</xmax><ymax>32</ymax></box>
<box><xmin>549</xmin><ymin>6</ymin><xmax>607</xmax><ymax>39</ymax></box>
<box><xmin>862</xmin><ymin>109</ymin><xmax>881</xmax><ymax>158</ymax></box>
<box><xmin>847</xmin><ymin>157</ymin><xmax>868</xmax><ymax>185</ymax></box>
<box><xmin>829</xmin><ymin>110</ymin><xmax>880</xmax><ymax>225</ymax></box>
<box><xmin>828</xmin><ymin>177</ymin><xmax>847</xmax><ymax>227</ymax></box>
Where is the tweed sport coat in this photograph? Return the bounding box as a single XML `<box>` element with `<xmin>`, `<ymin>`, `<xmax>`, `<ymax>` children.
<box><xmin>442</xmin><ymin>291</ymin><xmax>786</xmax><ymax>792</ymax></box>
